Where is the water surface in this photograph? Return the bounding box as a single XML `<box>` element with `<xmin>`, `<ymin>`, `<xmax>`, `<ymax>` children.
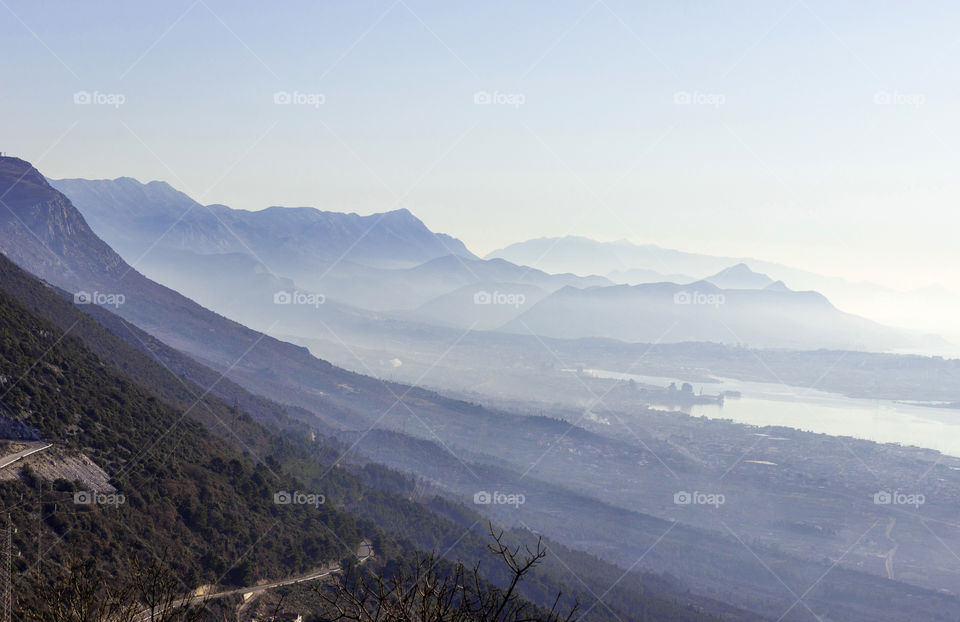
<box><xmin>587</xmin><ymin>369</ymin><xmax>960</xmax><ymax>457</ymax></box>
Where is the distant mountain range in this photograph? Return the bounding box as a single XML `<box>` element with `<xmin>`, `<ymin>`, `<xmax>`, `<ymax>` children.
<box><xmin>44</xmin><ymin>174</ymin><xmax>937</xmax><ymax>351</ymax></box>
<box><xmin>493</xmin><ymin>260</ymin><xmax>925</xmax><ymax>349</ymax></box>
<box><xmin>488</xmin><ymin>236</ymin><xmax>960</xmax><ymax>341</ymax></box>
<box><xmin>486</xmin><ymin>236</ymin><xmax>821</xmax><ymax>284</ymax></box>
<box><xmin>488</xmin><ymin>236</ymin><xmax>679</xmax><ymax>277</ymax></box>
<box><xmin>607</xmin><ymin>267</ymin><xmax>696</xmax><ymax>285</ymax></box>
<box><xmin>49</xmin><ymin>177</ymin><xmax>606</xmax><ymax>315</ymax></box>
<box><xmin>502</xmin><ymin>279</ymin><xmax>912</xmax><ymax>350</ymax></box>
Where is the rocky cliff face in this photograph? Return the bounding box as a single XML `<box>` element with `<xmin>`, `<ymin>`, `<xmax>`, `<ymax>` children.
<box><xmin>0</xmin><ymin>156</ymin><xmax>126</xmax><ymax>288</ymax></box>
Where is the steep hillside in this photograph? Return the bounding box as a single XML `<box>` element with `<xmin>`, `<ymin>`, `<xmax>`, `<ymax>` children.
<box><xmin>0</xmin><ymin>277</ymin><xmax>367</xmax><ymax>611</ymax></box>
<box><xmin>0</xmin><ymin>244</ymin><xmax>737</xmax><ymax>622</ymax></box>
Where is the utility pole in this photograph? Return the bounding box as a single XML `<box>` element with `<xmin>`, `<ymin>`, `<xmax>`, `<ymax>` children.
<box><xmin>1</xmin><ymin>513</ymin><xmax>11</xmax><ymax>622</ymax></box>
<box><xmin>36</xmin><ymin>481</ymin><xmax>41</xmax><ymax>584</ymax></box>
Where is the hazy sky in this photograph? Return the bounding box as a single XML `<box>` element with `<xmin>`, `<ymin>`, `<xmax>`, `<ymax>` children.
<box><xmin>3</xmin><ymin>1</ymin><xmax>959</xmax><ymax>293</ymax></box>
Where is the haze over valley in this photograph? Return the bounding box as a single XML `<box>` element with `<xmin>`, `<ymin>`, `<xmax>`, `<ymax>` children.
<box><xmin>3</xmin><ymin>3</ymin><xmax>960</xmax><ymax>621</ymax></box>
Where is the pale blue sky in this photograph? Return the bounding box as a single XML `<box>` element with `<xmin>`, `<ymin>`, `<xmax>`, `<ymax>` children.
<box><xmin>3</xmin><ymin>0</ymin><xmax>959</xmax><ymax>292</ymax></box>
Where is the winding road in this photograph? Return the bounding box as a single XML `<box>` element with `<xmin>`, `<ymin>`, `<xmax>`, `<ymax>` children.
<box><xmin>0</xmin><ymin>442</ymin><xmax>51</xmax><ymax>470</ymax></box>
<box><xmin>133</xmin><ymin>540</ymin><xmax>373</xmax><ymax>621</ymax></box>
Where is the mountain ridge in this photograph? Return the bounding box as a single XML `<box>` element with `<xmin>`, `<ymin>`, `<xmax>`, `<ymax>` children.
<box><xmin>51</xmin><ymin>175</ymin><xmax>477</xmax><ymax>271</ymax></box>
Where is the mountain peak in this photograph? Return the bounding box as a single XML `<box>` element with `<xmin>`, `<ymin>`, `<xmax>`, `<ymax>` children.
<box><xmin>379</xmin><ymin>206</ymin><xmax>421</xmax><ymax>223</ymax></box>
<box><xmin>705</xmin><ymin>263</ymin><xmax>774</xmax><ymax>290</ymax></box>
<box><xmin>386</xmin><ymin>207</ymin><xmax>413</xmax><ymax>216</ymax></box>
<box><xmin>0</xmin><ymin>155</ymin><xmax>54</xmax><ymax>201</ymax></box>
<box><xmin>716</xmin><ymin>262</ymin><xmax>755</xmax><ymax>276</ymax></box>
